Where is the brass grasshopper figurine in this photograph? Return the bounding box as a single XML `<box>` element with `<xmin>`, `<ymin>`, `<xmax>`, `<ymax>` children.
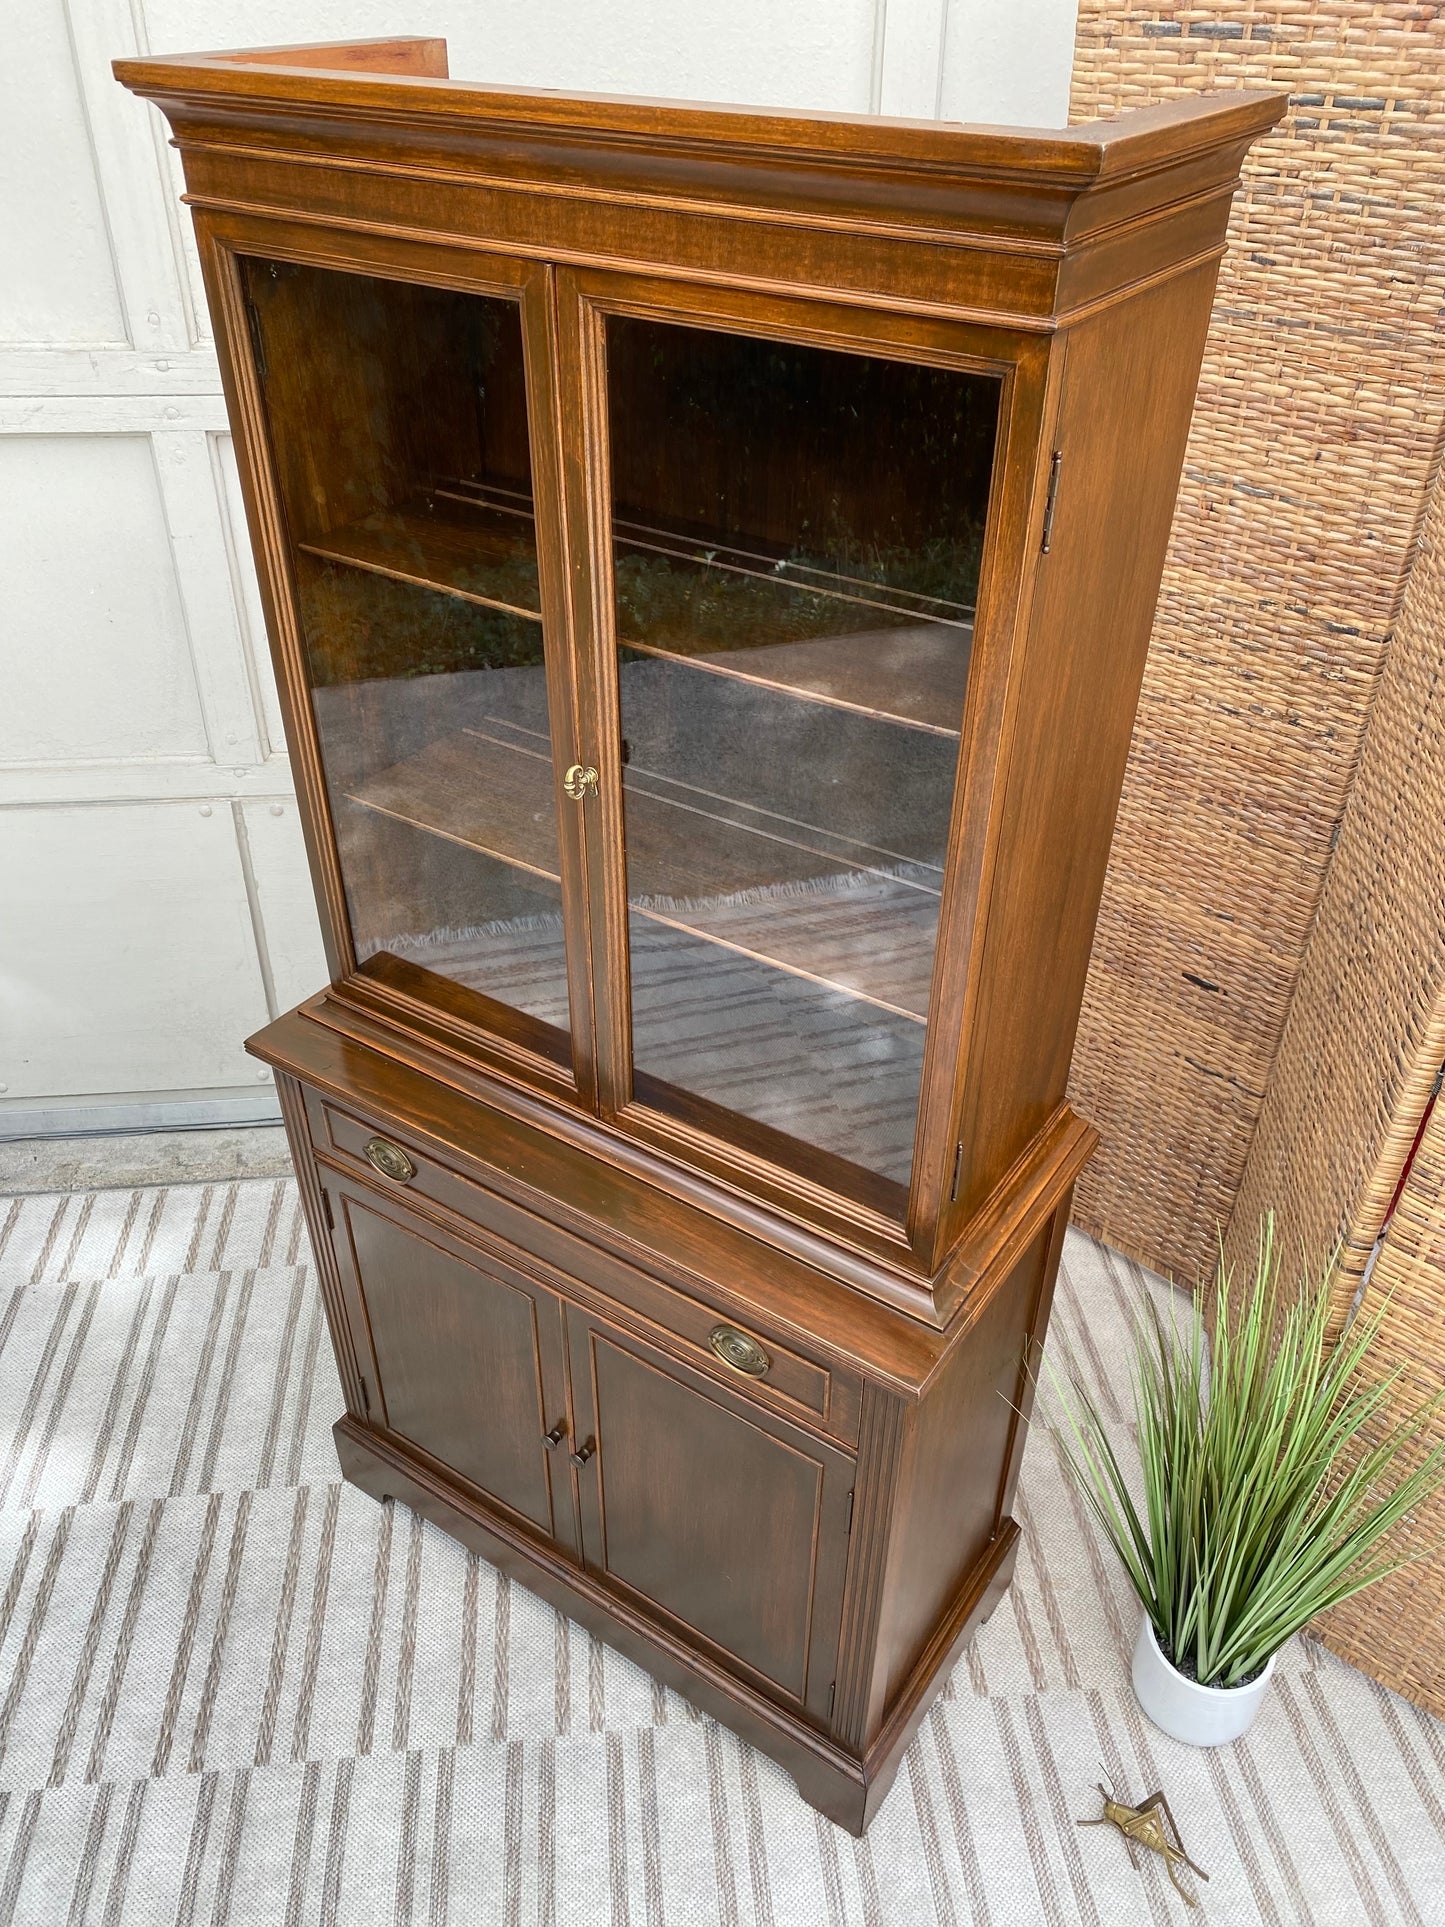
<box><xmin>1079</xmin><ymin>1773</ymin><xmax>1210</xmax><ymax>1907</ymax></box>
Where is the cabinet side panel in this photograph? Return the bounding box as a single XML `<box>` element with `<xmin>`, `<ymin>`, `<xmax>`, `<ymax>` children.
<box><xmin>275</xmin><ymin>1071</ymin><xmax>365</xmax><ymax>1415</ymax></box>
<box><xmin>953</xmin><ymin>260</ymin><xmax>1222</xmax><ymax>1221</ymax></box>
<box><xmin>873</xmin><ymin>1224</ymin><xmax>1053</xmax><ymax>1720</ymax></box>
<box><xmin>833</xmin><ymin>1383</ymin><xmax>909</xmax><ymax>1751</ymax></box>
<box><xmin>194</xmin><ymin>224</ymin><xmax>352</xmax><ymax>982</ymax></box>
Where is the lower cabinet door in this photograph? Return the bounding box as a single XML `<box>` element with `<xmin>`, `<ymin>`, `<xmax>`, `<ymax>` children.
<box><xmin>323</xmin><ymin>1175</ymin><xmax>574</xmax><ymax>1549</ymax></box>
<box><xmin>566</xmin><ymin>1307</ymin><xmax>854</xmax><ymax>1721</ymax></box>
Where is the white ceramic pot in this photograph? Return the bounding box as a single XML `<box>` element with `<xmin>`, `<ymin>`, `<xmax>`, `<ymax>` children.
<box><xmin>1131</xmin><ymin>1615</ymin><xmax>1276</xmax><ymax>1746</ymax></box>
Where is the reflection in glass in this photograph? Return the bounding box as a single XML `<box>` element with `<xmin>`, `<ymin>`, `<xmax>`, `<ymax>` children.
<box><xmin>606</xmin><ymin>317</ymin><xmax>1000</xmax><ymax>1205</ymax></box>
<box><xmin>242</xmin><ymin>259</ymin><xmax>571</xmax><ymax>1059</ymax></box>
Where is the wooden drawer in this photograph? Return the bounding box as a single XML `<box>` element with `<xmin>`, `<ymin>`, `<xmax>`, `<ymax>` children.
<box><xmin>305</xmin><ymin>1090</ymin><xmax>861</xmax><ymax>1444</ymax></box>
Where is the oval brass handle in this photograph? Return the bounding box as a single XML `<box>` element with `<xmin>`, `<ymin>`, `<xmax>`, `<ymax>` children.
<box><xmin>563</xmin><ymin>763</ymin><xmax>599</xmax><ymax>801</ymax></box>
<box><xmin>569</xmin><ymin>1437</ymin><xmax>596</xmax><ymax>1467</ymax></box>
<box><xmin>363</xmin><ymin>1136</ymin><xmax>416</xmax><ymax>1184</ymax></box>
<box><xmin>708</xmin><ymin>1324</ymin><xmax>770</xmax><ymax>1378</ymax></box>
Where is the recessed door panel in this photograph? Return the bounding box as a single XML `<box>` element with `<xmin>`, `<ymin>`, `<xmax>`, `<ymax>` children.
<box><xmin>568</xmin><ymin>1310</ymin><xmax>852</xmax><ymax>1716</ymax></box>
<box><xmin>331</xmin><ymin>1181</ymin><xmax>568</xmax><ymax>1539</ymax></box>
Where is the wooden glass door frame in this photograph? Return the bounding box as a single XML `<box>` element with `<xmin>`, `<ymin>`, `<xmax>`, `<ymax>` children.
<box><xmin>553</xmin><ymin>264</ymin><xmax>1054</xmax><ymax>1269</ymax></box>
<box><xmin>193</xmin><ymin>206</ymin><xmax>601</xmax><ymax>1111</ymax></box>
<box><xmin>199</xmin><ymin>196</ymin><xmax>1063</xmax><ymax>1280</ymax></box>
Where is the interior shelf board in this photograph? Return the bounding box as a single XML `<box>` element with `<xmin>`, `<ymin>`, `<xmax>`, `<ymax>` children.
<box><xmin>612</xmin><ymin>528</ymin><xmax>972</xmax><ymax>637</ymax></box>
<box><xmin>615</xmin><ymin>754</ymin><xmax>945</xmax><ymax>894</ymax></box>
<box><xmin>611</xmin><ymin>516</ymin><xmax>976</xmax><ymax>623</ymax></box>
<box><xmin>632</xmin><ymin>904</ymin><xmax>931</xmax><ymax>1024</ymax></box>
<box><xmin>298</xmin><ymin>495</ymin><xmax>543</xmax><ymax>624</ymax></box>
<box><xmin>360</xmin><ymin>480</ymin><xmax>973</xmax><ymax>733</ymax></box>
<box><xmin>345</xmin><ymin>726</ymin><xmax>936</xmax><ymax>1021</ymax></box>
<box><xmin>620</xmin><ymin>626</ymin><xmax>971</xmax><ymax>738</ymax></box>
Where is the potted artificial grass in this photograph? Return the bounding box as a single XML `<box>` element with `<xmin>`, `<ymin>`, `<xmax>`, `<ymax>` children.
<box><xmin>1047</xmin><ymin>1219</ymin><xmax>1445</xmax><ymax>1746</ymax></box>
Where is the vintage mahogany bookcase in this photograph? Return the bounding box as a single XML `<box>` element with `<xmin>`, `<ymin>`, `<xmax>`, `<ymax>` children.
<box><xmin>118</xmin><ymin>39</ymin><xmax>1281</xmax><ymax>1829</ymax></box>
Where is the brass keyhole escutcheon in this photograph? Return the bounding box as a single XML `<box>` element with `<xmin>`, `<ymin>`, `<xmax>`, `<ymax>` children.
<box><xmin>708</xmin><ymin>1324</ymin><xmax>770</xmax><ymax>1378</ymax></box>
<box><xmin>363</xmin><ymin>1136</ymin><xmax>416</xmax><ymax>1184</ymax></box>
<box><xmin>563</xmin><ymin>763</ymin><xmax>599</xmax><ymax>801</ymax></box>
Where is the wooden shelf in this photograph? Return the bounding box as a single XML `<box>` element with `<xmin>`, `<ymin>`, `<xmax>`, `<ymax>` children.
<box><xmin>346</xmin><ymin>722</ymin><xmax>941</xmax><ymax>1021</ymax></box>
<box><xmin>299</xmin><ymin>493</ymin><xmax>542</xmax><ymax>623</ymax></box>
<box><xmin>621</xmin><ymin>626</ymin><xmax>970</xmax><ymax>738</ymax></box>
<box><xmin>306</xmin><ymin>484</ymin><xmax>972</xmax><ymax>736</ymax></box>
<box><xmin>612</xmin><ymin>519</ymin><xmax>973</xmax><ymax>624</ymax></box>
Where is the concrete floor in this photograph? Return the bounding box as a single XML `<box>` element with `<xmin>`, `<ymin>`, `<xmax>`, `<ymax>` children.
<box><xmin>0</xmin><ymin>1123</ymin><xmax>293</xmax><ymax>1194</ymax></box>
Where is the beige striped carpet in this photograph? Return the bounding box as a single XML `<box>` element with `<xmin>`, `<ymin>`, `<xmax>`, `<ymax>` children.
<box><xmin>1</xmin><ymin>1178</ymin><xmax>1443</xmax><ymax>1925</ymax></box>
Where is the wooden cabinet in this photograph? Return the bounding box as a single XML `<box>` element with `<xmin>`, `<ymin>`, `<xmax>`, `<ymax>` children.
<box><xmin>117</xmin><ymin>36</ymin><xmax>1283</xmax><ymax>1831</ymax></box>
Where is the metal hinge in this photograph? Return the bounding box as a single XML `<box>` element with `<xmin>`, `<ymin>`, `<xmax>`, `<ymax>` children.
<box><xmin>359</xmin><ymin>1376</ymin><xmax>371</xmax><ymax>1416</ymax></box>
<box><xmin>1040</xmin><ymin>450</ymin><xmax>1063</xmax><ymax>553</ymax></box>
<box><xmin>321</xmin><ymin>1190</ymin><xmax>335</xmax><ymax>1232</ymax></box>
<box><xmin>846</xmin><ymin>1488</ymin><xmax>855</xmax><ymax>1534</ymax></box>
<box><xmin>828</xmin><ymin>1681</ymin><xmax>836</xmax><ymax>1718</ymax></box>
<box><xmin>950</xmin><ymin>1141</ymin><xmax>964</xmax><ymax>1204</ymax></box>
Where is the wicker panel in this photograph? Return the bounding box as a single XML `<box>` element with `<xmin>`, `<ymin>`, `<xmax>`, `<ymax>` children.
<box><xmin>1224</xmin><ymin>454</ymin><xmax>1445</xmax><ymax>1707</ymax></box>
<box><xmin>1228</xmin><ymin>468</ymin><xmax>1445</xmax><ymax>1290</ymax></box>
<box><xmin>1066</xmin><ymin>4</ymin><xmax>1445</xmax><ymax>1282</ymax></box>
<box><xmin>1314</xmin><ymin>1090</ymin><xmax>1445</xmax><ymax>1713</ymax></box>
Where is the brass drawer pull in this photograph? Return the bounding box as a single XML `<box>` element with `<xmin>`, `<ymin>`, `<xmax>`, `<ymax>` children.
<box><xmin>563</xmin><ymin>763</ymin><xmax>599</xmax><ymax>800</ymax></box>
<box><xmin>363</xmin><ymin>1136</ymin><xmax>416</xmax><ymax>1184</ymax></box>
<box><xmin>709</xmin><ymin>1324</ymin><xmax>770</xmax><ymax>1378</ymax></box>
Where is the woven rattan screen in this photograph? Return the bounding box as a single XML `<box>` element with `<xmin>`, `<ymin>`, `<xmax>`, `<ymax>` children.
<box><xmin>1314</xmin><ymin>1091</ymin><xmax>1445</xmax><ymax>1715</ymax></box>
<box><xmin>1224</xmin><ymin>452</ymin><xmax>1445</xmax><ymax>1712</ymax></box>
<box><xmin>1229</xmin><ymin>467</ymin><xmax>1445</xmax><ymax>1294</ymax></box>
<box><xmin>1066</xmin><ymin>3</ymin><xmax>1445</xmax><ymax>1283</ymax></box>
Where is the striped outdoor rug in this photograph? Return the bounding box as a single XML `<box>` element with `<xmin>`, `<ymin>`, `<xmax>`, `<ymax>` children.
<box><xmin>1</xmin><ymin>1178</ymin><xmax>1442</xmax><ymax>1924</ymax></box>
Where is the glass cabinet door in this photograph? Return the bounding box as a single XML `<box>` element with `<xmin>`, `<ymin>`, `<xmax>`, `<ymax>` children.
<box><xmin>241</xmin><ymin>257</ymin><xmax>576</xmax><ymax>1072</ymax></box>
<box><xmin>604</xmin><ymin>316</ymin><xmax>1001</xmax><ymax>1210</ymax></box>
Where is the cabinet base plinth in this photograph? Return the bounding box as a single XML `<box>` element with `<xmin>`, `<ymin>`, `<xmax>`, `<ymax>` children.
<box><xmin>334</xmin><ymin>1415</ymin><xmax>1017</xmax><ymax>1834</ymax></box>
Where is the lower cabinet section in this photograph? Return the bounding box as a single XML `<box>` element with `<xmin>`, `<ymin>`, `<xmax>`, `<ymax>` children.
<box><xmin>566</xmin><ymin>1307</ymin><xmax>854</xmax><ymax>1722</ymax></box>
<box><xmin>276</xmin><ymin>1061</ymin><xmax>1082</xmax><ymax>1834</ymax></box>
<box><xmin>319</xmin><ymin>1164</ymin><xmax>853</xmax><ymax>1723</ymax></box>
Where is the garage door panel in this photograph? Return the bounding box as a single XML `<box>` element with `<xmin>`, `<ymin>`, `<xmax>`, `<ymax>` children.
<box><xmin>0</xmin><ymin>802</ymin><xmax>271</xmax><ymax>1099</ymax></box>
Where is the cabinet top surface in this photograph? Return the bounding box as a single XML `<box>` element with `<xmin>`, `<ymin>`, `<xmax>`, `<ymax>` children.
<box><xmin>115</xmin><ymin>36</ymin><xmax>1284</xmax><ymax>192</ymax></box>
